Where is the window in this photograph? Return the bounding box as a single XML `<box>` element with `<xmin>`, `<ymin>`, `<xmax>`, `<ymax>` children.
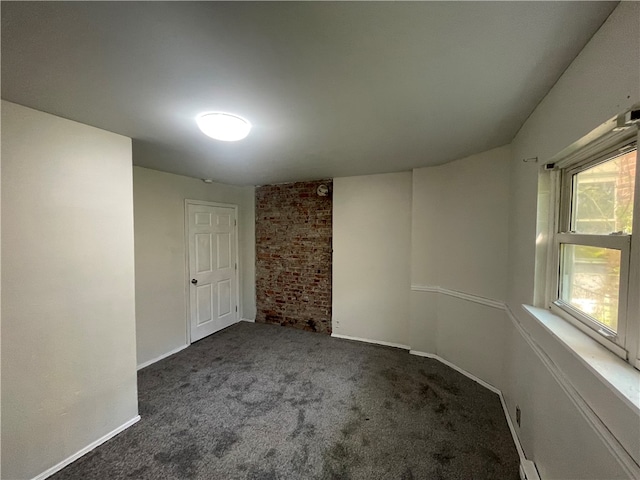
<box><xmin>550</xmin><ymin>134</ymin><xmax>639</xmax><ymax>367</ymax></box>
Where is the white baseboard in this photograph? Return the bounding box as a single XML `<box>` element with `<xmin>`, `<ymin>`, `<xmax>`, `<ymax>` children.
<box><xmin>240</xmin><ymin>318</ymin><xmax>255</xmax><ymax>323</ymax></box>
<box><xmin>409</xmin><ymin>350</ymin><xmax>501</xmax><ymax>394</ymax></box>
<box><xmin>409</xmin><ymin>349</ymin><xmax>538</xmax><ymax>478</ymax></box>
<box><xmin>498</xmin><ymin>386</ymin><xmax>528</xmax><ymax>467</ymax></box>
<box><xmin>409</xmin><ymin>285</ymin><xmax>637</xmax><ymax>477</ymax></box>
<box><xmin>137</xmin><ymin>344</ymin><xmax>188</xmax><ymax>371</ymax></box>
<box><xmin>32</xmin><ymin>415</ymin><xmax>141</xmax><ymax>480</ymax></box>
<box><xmin>520</xmin><ymin>460</ymin><xmax>540</xmax><ymax>480</ymax></box>
<box><xmin>505</xmin><ymin>306</ymin><xmax>639</xmax><ymax>478</ymax></box>
<box><xmin>332</xmin><ymin>336</ymin><xmax>534</xmax><ymax>475</ymax></box>
<box><xmin>331</xmin><ymin>333</ymin><xmax>410</xmax><ymax>350</ymax></box>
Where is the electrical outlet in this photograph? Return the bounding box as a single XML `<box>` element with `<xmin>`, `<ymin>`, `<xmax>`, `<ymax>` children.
<box><xmin>516</xmin><ymin>405</ymin><xmax>521</xmax><ymax>427</ymax></box>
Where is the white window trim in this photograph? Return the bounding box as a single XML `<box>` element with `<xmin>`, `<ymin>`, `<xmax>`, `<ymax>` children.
<box><xmin>627</xmin><ymin>131</ymin><xmax>640</xmax><ymax>369</ymax></box>
<box><xmin>546</xmin><ymin>128</ymin><xmax>640</xmax><ymax>367</ymax></box>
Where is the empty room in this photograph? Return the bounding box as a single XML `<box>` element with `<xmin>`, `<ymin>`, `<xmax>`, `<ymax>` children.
<box><xmin>1</xmin><ymin>2</ymin><xmax>639</xmax><ymax>479</ymax></box>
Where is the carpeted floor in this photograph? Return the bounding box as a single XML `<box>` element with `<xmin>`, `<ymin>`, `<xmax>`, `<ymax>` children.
<box><xmin>52</xmin><ymin>322</ymin><xmax>519</xmax><ymax>479</ymax></box>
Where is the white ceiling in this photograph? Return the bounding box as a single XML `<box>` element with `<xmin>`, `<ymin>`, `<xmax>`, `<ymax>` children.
<box><xmin>1</xmin><ymin>2</ymin><xmax>617</xmax><ymax>186</ymax></box>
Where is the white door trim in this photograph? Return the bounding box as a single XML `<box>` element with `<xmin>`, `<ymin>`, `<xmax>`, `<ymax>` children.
<box><xmin>184</xmin><ymin>199</ymin><xmax>241</xmax><ymax>345</ymax></box>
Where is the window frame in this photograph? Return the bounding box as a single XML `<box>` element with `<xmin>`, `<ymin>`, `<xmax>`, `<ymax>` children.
<box><xmin>548</xmin><ymin>131</ymin><xmax>639</xmax><ymax>365</ymax></box>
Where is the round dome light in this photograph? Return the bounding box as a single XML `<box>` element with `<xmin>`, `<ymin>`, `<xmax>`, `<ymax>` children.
<box><xmin>196</xmin><ymin>112</ymin><xmax>251</xmax><ymax>141</ymax></box>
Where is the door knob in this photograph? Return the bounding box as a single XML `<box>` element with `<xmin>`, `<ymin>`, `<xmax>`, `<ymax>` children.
<box><xmin>191</xmin><ymin>279</ymin><xmax>198</xmax><ymax>284</ymax></box>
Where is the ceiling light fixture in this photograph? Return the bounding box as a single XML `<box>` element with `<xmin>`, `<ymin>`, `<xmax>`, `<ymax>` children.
<box><xmin>196</xmin><ymin>112</ymin><xmax>251</xmax><ymax>141</ymax></box>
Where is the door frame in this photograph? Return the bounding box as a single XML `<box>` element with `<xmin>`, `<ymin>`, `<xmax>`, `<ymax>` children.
<box><xmin>184</xmin><ymin>199</ymin><xmax>241</xmax><ymax>345</ymax></box>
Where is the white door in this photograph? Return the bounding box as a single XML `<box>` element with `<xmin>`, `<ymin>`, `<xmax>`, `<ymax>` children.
<box><xmin>187</xmin><ymin>203</ymin><xmax>238</xmax><ymax>342</ymax></box>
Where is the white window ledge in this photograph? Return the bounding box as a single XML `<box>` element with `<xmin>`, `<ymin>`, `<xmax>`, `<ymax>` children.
<box><xmin>520</xmin><ymin>305</ymin><xmax>640</xmax><ymax>474</ymax></box>
<box><xmin>523</xmin><ymin>305</ymin><xmax>639</xmax><ymax>413</ymax></box>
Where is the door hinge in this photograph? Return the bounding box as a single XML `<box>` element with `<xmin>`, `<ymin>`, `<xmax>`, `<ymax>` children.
<box><xmin>234</xmin><ymin>219</ymin><xmax>237</xmax><ymax>227</ymax></box>
<box><xmin>235</xmin><ymin>263</ymin><xmax>237</xmax><ymax>270</ymax></box>
<box><xmin>235</xmin><ymin>306</ymin><xmax>238</xmax><ymax>312</ymax></box>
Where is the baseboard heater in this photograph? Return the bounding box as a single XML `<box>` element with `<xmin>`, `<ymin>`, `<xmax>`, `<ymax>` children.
<box><xmin>520</xmin><ymin>460</ymin><xmax>541</xmax><ymax>480</ymax></box>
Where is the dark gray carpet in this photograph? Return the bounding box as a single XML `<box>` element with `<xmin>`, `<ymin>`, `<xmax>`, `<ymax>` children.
<box><xmin>52</xmin><ymin>322</ymin><xmax>519</xmax><ymax>479</ymax></box>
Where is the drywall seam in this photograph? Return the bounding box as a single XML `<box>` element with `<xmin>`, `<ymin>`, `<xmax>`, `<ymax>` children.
<box><xmin>136</xmin><ymin>344</ymin><xmax>189</xmax><ymax>371</ymax></box>
<box><xmin>31</xmin><ymin>416</ymin><xmax>141</xmax><ymax>480</ymax></box>
<box><xmin>330</xmin><ymin>333</ymin><xmax>410</xmax><ymax>350</ymax></box>
<box><xmin>411</xmin><ymin>284</ymin><xmax>505</xmax><ymax>310</ymax></box>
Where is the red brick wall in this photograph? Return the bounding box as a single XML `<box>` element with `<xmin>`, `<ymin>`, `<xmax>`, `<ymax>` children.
<box><xmin>255</xmin><ymin>180</ymin><xmax>332</xmax><ymax>333</ymax></box>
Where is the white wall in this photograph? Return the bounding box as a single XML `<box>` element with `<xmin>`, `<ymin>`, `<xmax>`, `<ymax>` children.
<box><xmin>332</xmin><ymin>147</ymin><xmax>510</xmax><ymax>388</ymax></box>
<box><xmin>411</xmin><ymin>146</ymin><xmax>511</xmax><ymax>298</ymax></box>
<box><xmin>410</xmin><ymin>146</ymin><xmax>511</xmax><ymax>389</ymax></box>
<box><xmin>1</xmin><ymin>101</ymin><xmax>139</xmax><ymax>480</ymax></box>
<box><xmin>332</xmin><ymin>172</ymin><xmax>412</xmax><ymax>346</ymax></box>
<box><xmin>504</xmin><ymin>2</ymin><xmax>640</xmax><ymax>478</ymax></box>
<box><xmin>331</xmin><ymin>4</ymin><xmax>640</xmax><ymax>476</ymax></box>
<box><xmin>133</xmin><ymin>166</ymin><xmax>255</xmax><ymax>367</ymax></box>
<box><xmin>503</xmin><ymin>322</ymin><xmax>629</xmax><ymax>479</ymax></box>
<box><xmin>508</xmin><ymin>1</ymin><xmax>640</xmax><ymax>309</ymax></box>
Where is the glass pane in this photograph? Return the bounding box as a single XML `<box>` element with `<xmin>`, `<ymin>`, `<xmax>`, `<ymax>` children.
<box><xmin>560</xmin><ymin>244</ymin><xmax>620</xmax><ymax>332</ymax></box>
<box><xmin>571</xmin><ymin>149</ymin><xmax>636</xmax><ymax>234</ymax></box>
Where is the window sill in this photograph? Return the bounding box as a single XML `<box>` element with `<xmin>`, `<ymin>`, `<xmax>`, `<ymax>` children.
<box><xmin>522</xmin><ymin>305</ymin><xmax>639</xmax><ymax>413</ymax></box>
<box><xmin>520</xmin><ymin>304</ymin><xmax>640</xmax><ymax>473</ymax></box>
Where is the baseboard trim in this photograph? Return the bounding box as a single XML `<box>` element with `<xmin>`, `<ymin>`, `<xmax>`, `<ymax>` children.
<box><xmin>411</xmin><ymin>283</ymin><xmax>637</xmax><ymax>476</ymax></box>
<box><xmin>409</xmin><ymin>350</ymin><xmax>501</xmax><ymax>394</ymax></box>
<box><xmin>411</xmin><ymin>284</ymin><xmax>505</xmax><ymax>310</ymax></box>
<box><xmin>334</xmin><ymin>338</ymin><xmax>535</xmax><ymax>475</ymax></box>
<box><xmin>505</xmin><ymin>306</ymin><xmax>640</xmax><ymax>478</ymax></box>
<box><xmin>520</xmin><ymin>460</ymin><xmax>541</xmax><ymax>480</ymax></box>
<box><xmin>498</xmin><ymin>387</ymin><xmax>528</xmax><ymax>468</ymax></box>
<box><xmin>409</xmin><ymin>349</ymin><xmax>538</xmax><ymax>479</ymax></box>
<box><xmin>240</xmin><ymin>318</ymin><xmax>255</xmax><ymax>323</ymax></box>
<box><xmin>31</xmin><ymin>415</ymin><xmax>141</xmax><ymax>480</ymax></box>
<box><xmin>331</xmin><ymin>333</ymin><xmax>410</xmax><ymax>350</ymax></box>
<box><xmin>137</xmin><ymin>344</ymin><xmax>188</xmax><ymax>371</ymax></box>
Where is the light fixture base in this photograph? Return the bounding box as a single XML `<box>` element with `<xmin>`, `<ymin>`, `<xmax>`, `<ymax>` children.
<box><xmin>196</xmin><ymin>112</ymin><xmax>251</xmax><ymax>141</ymax></box>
